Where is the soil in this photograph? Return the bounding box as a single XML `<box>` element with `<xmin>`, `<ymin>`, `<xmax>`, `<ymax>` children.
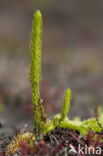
<box><xmin>0</xmin><ymin>126</ymin><xmax>102</xmax><ymax>156</ymax></box>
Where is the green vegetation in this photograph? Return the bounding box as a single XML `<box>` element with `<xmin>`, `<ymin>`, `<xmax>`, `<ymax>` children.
<box><xmin>5</xmin><ymin>10</ymin><xmax>103</xmax><ymax>156</ymax></box>
<box><xmin>30</xmin><ymin>10</ymin><xmax>103</xmax><ymax>137</ymax></box>
<box><xmin>30</xmin><ymin>10</ymin><xmax>44</xmax><ymax>135</ymax></box>
<box><xmin>59</xmin><ymin>89</ymin><xmax>71</xmax><ymax>122</ymax></box>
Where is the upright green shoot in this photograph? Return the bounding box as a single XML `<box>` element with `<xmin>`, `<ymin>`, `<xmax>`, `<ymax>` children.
<box><xmin>60</xmin><ymin>89</ymin><xmax>71</xmax><ymax>122</ymax></box>
<box><xmin>30</xmin><ymin>10</ymin><xmax>42</xmax><ymax>135</ymax></box>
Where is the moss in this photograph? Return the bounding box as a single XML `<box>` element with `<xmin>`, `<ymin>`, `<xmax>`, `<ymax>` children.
<box><xmin>45</xmin><ymin>116</ymin><xmax>103</xmax><ymax>137</ymax></box>
<box><xmin>6</xmin><ymin>132</ymin><xmax>35</xmax><ymax>155</ymax></box>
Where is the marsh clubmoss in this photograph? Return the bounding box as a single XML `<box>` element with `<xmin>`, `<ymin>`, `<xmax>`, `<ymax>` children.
<box><xmin>59</xmin><ymin>89</ymin><xmax>71</xmax><ymax>122</ymax></box>
<box><xmin>29</xmin><ymin>10</ymin><xmax>103</xmax><ymax>137</ymax></box>
<box><xmin>6</xmin><ymin>10</ymin><xmax>103</xmax><ymax>155</ymax></box>
<box><xmin>30</xmin><ymin>10</ymin><xmax>45</xmax><ymax>135</ymax></box>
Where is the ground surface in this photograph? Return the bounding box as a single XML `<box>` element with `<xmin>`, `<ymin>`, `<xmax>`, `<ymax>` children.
<box><xmin>0</xmin><ymin>126</ymin><xmax>103</xmax><ymax>156</ymax></box>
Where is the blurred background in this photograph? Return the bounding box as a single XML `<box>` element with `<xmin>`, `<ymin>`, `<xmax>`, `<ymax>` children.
<box><xmin>0</xmin><ymin>0</ymin><xmax>103</xmax><ymax>128</ymax></box>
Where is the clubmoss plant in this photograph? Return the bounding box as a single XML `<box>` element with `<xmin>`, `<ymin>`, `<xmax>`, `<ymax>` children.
<box><xmin>30</xmin><ymin>10</ymin><xmax>103</xmax><ymax>137</ymax></box>
<box><xmin>6</xmin><ymin>10</ymin><xmax>103</xmax><ymax>155</ymax></box>
<box><xmin>59</xmin><ymin>89</ymin><xmax>71</xmax><ymax>123</ymax></box>
<box><xmin>30</xmin><ymin>10</ymin><xmax>44</xmax><ymax>135</ymax></box>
